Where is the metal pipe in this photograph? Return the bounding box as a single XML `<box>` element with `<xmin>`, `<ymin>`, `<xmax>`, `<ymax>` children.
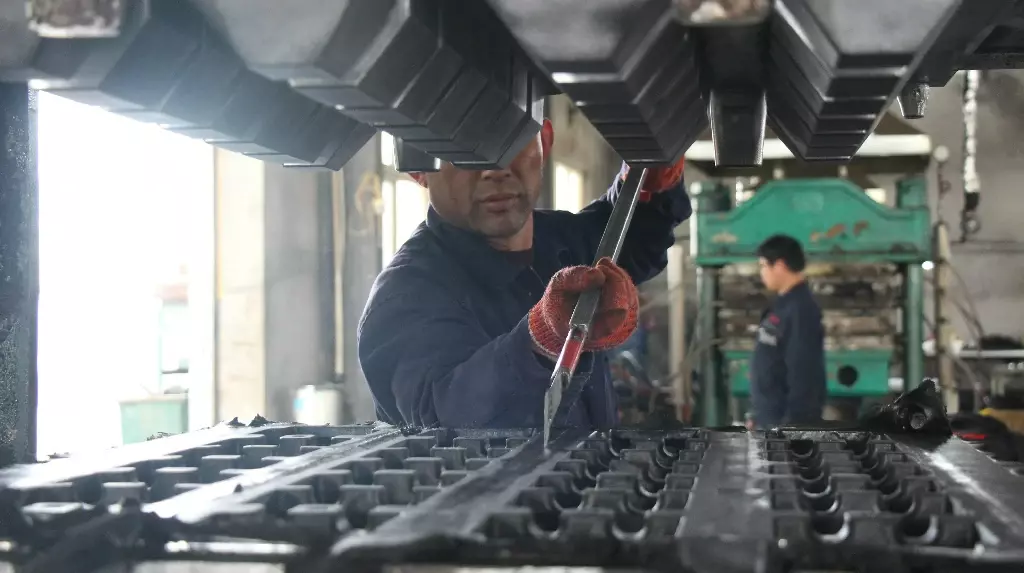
<box><xmin>904</xmin><ymin>262</ymin><xmax>925</xmax><ymax>400</ymax></box>
<box><xmin>933</xmin><ymin>222</ymin><xmax>959</xmax><ymax>412</ymax></box>
<box><xmin>543</xmin><ymin>167</ymin><xmax>648</xmax><ymax>446</ymax></box>
<box><xmin>667</xmin><ymin>245</ymin><xmax>688</xmax><ymax>422</ymax></box>
<box><xmin>697</xmin><ymin>266</ymin><xmax>720</xmax><ymax>426</ymax></box>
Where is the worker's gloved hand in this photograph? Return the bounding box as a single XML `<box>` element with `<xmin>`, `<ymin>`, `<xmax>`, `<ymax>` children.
<box><xmin>618</xmin><ymin>157</ymin><xmax>686</xmax><ymax>201</ymax></box>
<box><xmin>528</xmin><ymin>258</ymin><xmax>639</xmax><ymax>360</ymax></box>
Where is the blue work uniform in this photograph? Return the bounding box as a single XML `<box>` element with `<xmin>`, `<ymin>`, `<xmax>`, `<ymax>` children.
<box><xmin>357</xmin><ymin>177</ymin><xmax>691</xmax><ymax>429</ymax></box>
<box><xmin>749</xmin><ymin>282</ymin><xmax>827</xmax><ymax>428</ymax></box>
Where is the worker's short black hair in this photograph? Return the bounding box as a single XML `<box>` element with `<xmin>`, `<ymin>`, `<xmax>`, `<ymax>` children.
<box><xmin>756</xmin><ymin>234</ymin><xmax>806</xmax><ymax>272</ymax></box>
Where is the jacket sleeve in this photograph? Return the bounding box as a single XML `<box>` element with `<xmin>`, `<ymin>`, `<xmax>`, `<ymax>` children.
<box><xmin>781</xmin><ymin>308</ymin><xmax>827</xmax><ymax>424</ymax></box>
<box><xmin>574</xmin><ymin>172</ymin><xmax>692</xmax><ymax>285</ymax></box>
<box><xmin>357</xmin><ymin>274</ymin><xmax>594</xmax><ymax>428</ymax></box>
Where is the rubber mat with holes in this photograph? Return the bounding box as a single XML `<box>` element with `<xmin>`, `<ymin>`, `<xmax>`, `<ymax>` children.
<box><xmin>2</xmin><ymin>425</ymin><xmax>1024</xmax><ymax>573</ymax></box>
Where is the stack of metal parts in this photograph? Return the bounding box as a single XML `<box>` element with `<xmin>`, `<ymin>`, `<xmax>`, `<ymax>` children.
<box><xmin>2</xmin><ymin>421</ymin><xmax>1024</xmax><ymax>572</ymax></box>
<box><xmin>717</xmin><ymin>263</ymin><xmax>903</xmax><ymax>352</ymax></box>
<box><xmin>4</xmin><ymin>0</ymin><xmax>1024</xmax><ymax>170</ymax></box>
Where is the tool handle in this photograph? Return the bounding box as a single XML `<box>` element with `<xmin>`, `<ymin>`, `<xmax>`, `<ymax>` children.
<box><xmin>555</xmin><ymin>166</ymin><xmax>647</xmax><ymax>372</ymax></box>
<box><xmin>544</xmin><ymin>167</ymin><xmax>648</xmax><ymax>444</ymax></box>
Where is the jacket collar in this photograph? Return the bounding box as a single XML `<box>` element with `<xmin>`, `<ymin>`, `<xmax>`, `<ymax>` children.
<box><xmin>425</xmin><ymin>207</ymin><xmax>568</xmax><ymax>288</ymax></box>
<box><xmin>778</xmin><ymin>280</ymin><xmax>810</xmax><ymax>301</ymax></box>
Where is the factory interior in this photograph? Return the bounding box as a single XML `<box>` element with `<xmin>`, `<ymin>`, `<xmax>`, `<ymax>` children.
<box><xmin>4</xmin><ymin>1</ymin><xmax>1024</xmax><ymax>572</ymax></box>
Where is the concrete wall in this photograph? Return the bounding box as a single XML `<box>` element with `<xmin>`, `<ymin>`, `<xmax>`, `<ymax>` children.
<box><xmin>916</xmin><ymin>71</ymin><xmax>1024</xmax><ymax>340</ymax></box>
<box><xmin>263</xmin><ymin>166</ymin><xmax>330</xmax><ymax>420</ymax></box>
<box><xmin>214</xmin><ymin>151</ymin><xmax>332</xmax><ymax>422</ymax></box>
<box><xmin>546</xmin><ymin>95</ymin><xmax>621</xmax><ymax>202</ymax></box>
<box><xmin>339</xmin><ymin>139</ymin><xmax>383</xmax><ymax>423</ymax></box>
<box><xmin>214</xmin><ymin>150</ymin><xmax>268</xmax><ymax>420</ymax></box>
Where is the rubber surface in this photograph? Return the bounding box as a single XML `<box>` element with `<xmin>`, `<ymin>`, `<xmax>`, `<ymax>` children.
<box><xmin>2</xmin><ymin>422</ymin><xmax>1024</xmax><ymax>572</ymax></box>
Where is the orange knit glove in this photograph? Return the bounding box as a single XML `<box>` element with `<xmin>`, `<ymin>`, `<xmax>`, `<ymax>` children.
<box><xmin>618</xmin><ymin>158</ymin><xmax>686</xmax><ymax>202</ymax></box>
<box><xmin>528</xmin><ymin>258</ymin><xmax>639</xmax><ymax>360</ymax></box>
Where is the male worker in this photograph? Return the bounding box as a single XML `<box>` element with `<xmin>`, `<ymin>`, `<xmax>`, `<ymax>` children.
<box><xmin>358</xmin><ymin>120</ymin><xmax>690</xmax><ymax>428</ymax></box>
<box><xmin>748</xmin><ymin>234</ymin><xmax>827</xmax><ymax>429</ymax></box>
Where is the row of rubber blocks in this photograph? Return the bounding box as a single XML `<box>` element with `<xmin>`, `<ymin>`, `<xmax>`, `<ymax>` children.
<box><xmin>10</xmin><ymin>466</ymin><xmax>698</xmax><ymax>539</ymax></box>
<box><xmin>7</xmin><ymin>435</ymin><xmax>917</xmax><ymax>515</ymax></box>
<box><xmin>769</xmin><ymin>435</ymin><xmax>984</xmax><ymax>548</ymax></box>
<box><xmin>8</xmin><ymin>483</ymin><xmax>983</xmax><ymax>547</ymax></box>
<box><xmin>20</xmin><ymin>0</ymin><xmax>934</xmax><ymax>169</ymax></box>
<box><xmin>2</xmin><ymin>432</ymin><xmax>1012</xmax><ymax>552</ymax></box>
<box><xmin>6</xmin><ymin>444</ymin><xmax>706</xmax><ymax>508</ymax></box>
<box><xmin>5</xmin><ymin>432</ymin><xmax>910</xmax><ymax>510</ymax></box>
<box><xmin>3</xmin><ymin>0</ymin><xmax>549</xmax><ymax>170</ymax></box>
<box><xmin>487</xmin><ymin>0</ymin><xmax>958</xmax><ymax>164</ymax></box>
<box><xmin>6</xmin><ymin>0</ymin><xmax>951</xmax><ymax>168</ymax></box>
<box><xmin>764</xmin><ymin>0</ymin><xmax>960</xmax><ymax>160</ymax></box>
<box><xmin>0</xmin><ymin>431</ymin><xmax>713</xmax><ymax>512</ymax></box>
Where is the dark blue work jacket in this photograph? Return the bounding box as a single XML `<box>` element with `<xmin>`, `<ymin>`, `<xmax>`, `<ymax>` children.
<box><xmin>357</xmin><ymin>177</ymin><xmax>691</xmax><ymax>429</ymax></box>
<box><xmin>749</xmin><ymin>282</ymin><xmax>827</xmax><ymax>428</ymax></box>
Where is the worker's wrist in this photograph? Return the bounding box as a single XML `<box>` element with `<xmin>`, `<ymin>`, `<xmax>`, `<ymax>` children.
<box><xmin>529</xmin><ymin>339</ymin><xmax>596</xmax><ymax>377</ymax></box>
<box><xmin>531</xmin><ymin>339</ymin><xmax>558</xmax><ymax>361</ymax></box>
<box><xmin>642</xmin><ymin>182</ymin><xmax>687</xmax><ymax>214</ymax></box>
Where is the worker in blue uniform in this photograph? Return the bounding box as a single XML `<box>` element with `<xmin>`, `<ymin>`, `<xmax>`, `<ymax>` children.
<box><xmin>747</xmin><ymin>234</ymin><xmax>827</xmax><ymax>429</ymax></box>
<box><xmin>358</xmin><ymin>119</ymin><xmax>691</xmax><ymax>428</ymax></box>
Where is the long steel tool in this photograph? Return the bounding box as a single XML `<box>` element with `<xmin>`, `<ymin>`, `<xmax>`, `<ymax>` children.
<box><xmin>543</xmin><ymin>166</ymin><xmax>648</xmax><ymax>446</ymax></box>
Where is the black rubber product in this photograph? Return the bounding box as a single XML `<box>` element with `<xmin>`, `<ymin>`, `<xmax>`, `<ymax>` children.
<box><xmin>193</xmin><ymin>0</ymin><xmax>545</xmax><ymax>169</ymax></box>
<box><xmin>394</xmin><ymin>137</ymin><xmax>441</xmax><ymax>173</ymax></box>
<box><xmin>3</xmin><ymin>0</ymin><xmax>1024</xmax><ymax>168</ymax></box>
<box><xmin>3</xmin><ymin>420</ymin><xmax>1024</xmax><ymax>573</ymax></box>
<box><xmin>766</xmin><ymin>0</ymin><xmax>961</xmax><ymax>161</ymax></box>
<box><xmin>19</xmin><ymin>0</ymin><xmax>373</xmax><ymax>170</ymax></box>
<box><xmin>487</xmin><ymin>0</ymin><xmax>707</xmax><ymax>166</ymax></box>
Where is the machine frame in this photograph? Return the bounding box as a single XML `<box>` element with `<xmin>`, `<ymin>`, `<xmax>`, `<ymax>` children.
<box><xmin>687</xmin><ymin>116</ymin><xmax>935</xmax><ymax>426</ymax></box>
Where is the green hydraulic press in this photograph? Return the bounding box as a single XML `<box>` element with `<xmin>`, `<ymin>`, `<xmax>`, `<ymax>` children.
<box><xmin>686</xmin><ymin>115</ymin><xmax>934</xmax><ymax>426</ymax></box>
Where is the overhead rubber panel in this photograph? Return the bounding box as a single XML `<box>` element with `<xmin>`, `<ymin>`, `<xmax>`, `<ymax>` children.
<box><xmin>487</xmin><ymin>0</ymin><xmax>707</xmax><ymax>166</ymax></box>
<box><xmin>195</xmin><ymin>0</ymin><xmax>545</xmax><ymax>169</ymax></box>
<box><xmin>18</xmin><ymin>0</ymin><xmax>374</xmax><ymax>170</ymax></box>
<box><xmin>766</xmin><ymin>0</ymin><xmax>960</xmax><ymax>161</ymax></box>
<box><xmin>2</xmin><ymin>0</ymin><xmax>1022</xmax><ymax>169</ymax></box>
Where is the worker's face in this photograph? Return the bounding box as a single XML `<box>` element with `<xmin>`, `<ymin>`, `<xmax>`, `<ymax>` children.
<box><xmin>758</xmin><ymin>257</ymin><xmax>782</xmax><ymax>292</ymax></box>
<box><xmin>414</xmin><ymin>120</ymin><xmax>554</xmax><ymax>240</ymax></box>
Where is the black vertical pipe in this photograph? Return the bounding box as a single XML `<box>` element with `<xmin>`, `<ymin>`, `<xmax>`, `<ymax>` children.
<box><xmin>0</xmin><ymin>84</ymin><xmax>39</xmax><ymax>467</ymax></box>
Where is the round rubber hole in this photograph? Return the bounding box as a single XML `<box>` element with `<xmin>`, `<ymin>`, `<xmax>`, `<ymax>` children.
<box><xmin>837</xmin><ymin>365</ymin><xmax>859</xmax><ymax>387</ymax></box>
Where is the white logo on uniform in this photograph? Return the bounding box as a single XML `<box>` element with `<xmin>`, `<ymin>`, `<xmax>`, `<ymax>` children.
<box><xmin>757</xmin><ymin>326</ymin><xmax>778</xmax><ymax>346</ymax></box>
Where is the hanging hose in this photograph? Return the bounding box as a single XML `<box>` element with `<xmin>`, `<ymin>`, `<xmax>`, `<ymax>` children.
<box><xmin>961</xmin><ymin>70</ymin><xmax>981</xmax><ymax>242</ymax></box>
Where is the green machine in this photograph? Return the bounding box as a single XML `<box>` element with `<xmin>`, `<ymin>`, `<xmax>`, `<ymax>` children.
<box><xmin>685</xmin><ymin>115</ymin><xmax>934</xmax><ymax>426</ymax></box>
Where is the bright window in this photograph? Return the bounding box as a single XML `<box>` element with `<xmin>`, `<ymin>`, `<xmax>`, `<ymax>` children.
<box><xmin>36</xmin><ymin>91</ymin><xmax>213</xmax><ymax>455</ymax></box>
<box><xmin>380</xmin><ymin>131</ymin><xmax>395</xmax><ymax>168</ymax></box>
<box><xmin>380</xmin><ymin>177</ymin><xmax>430</xmax><ymax>267</ymax></box>
<box><xmin>553</xmin><ymin>162</ymin><xmax>584</xmax><ymax>213</ymax></box>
